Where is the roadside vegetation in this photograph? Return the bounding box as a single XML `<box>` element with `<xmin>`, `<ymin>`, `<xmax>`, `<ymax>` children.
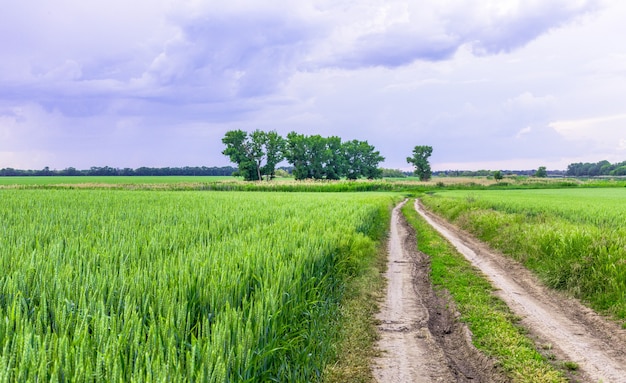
<box><xmin>0</xmin><ymin>189</ymin><xmax>396</xmax><ymax>382</ymax></box>
<box><xmin>401</xmin><ymin>201</ymin><xmax>567</xmax><ymax>382</ymax></box>
<box><xmin>323</xmin><ymin>199</ymin><xmax>393</xmax><ymax>382</ymax></box>
<box><xmin>421</xmin><ymin>189</ymin><xmax>626</xmax><ymax>324</ymax></box>
<box><xmin>2</xmin><ymin>174</ymin><xmax>625</xmax><ymax>191</ymax></box>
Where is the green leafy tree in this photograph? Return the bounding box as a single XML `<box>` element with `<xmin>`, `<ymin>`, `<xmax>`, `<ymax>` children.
<box><xmin>342</xmin><ymin>140</ymin><xmax>364</xmax><ymax>180</ymax></box>
<box><xmin>249</xmin><ymin>130</ymin><xmax>267</xmax><ymax>181</ymax></box>
<box><xmin>284</xmin><ymin>132</ymin><xmax>312</xmax><ymax>180</ymax></box>
<box><xmin>283</xmin><ymin>133</ymin><xmax>385</xmax><ymax>180</ymax></box>
<box><xmin>611</xmin><ymin>165</ymin><xmax>626</xmax><ymax>176</ymax></box>
<box><xmin>308</xmin><ymin>135</ymin><xmax>328</xmax><ymax>179</ymax></box>
<box><xmin>324</xmin><ymin>136</ymin><xmax>345</xmax><ymax>180</ymax></box>
<box><xmin>222</xmin><ymin>130</ymin><xmax>256</xmax><ymax>180</ymax></box>
<box><xmin>285</xmin><ymin>133</ymin><xmax>353</xmax><ymax>180</ymax></box>
<box><xmin>493</xmin><ymin>170</ymin><xmax>503</xmax><ymax>181</ymax></box>
<box><xmin>261</xmin><ymin>131</ymin><xmax>286</xmax><ymax>181</ymax></box>
<box><xmin>359</xmin><ymin>141</ymin><xmax>384</xmax><ymax>179</ymax></box>
<box><xmin>535</xmin><ymin>166</ymin><xmax>547</xmax><ymax>178</ymax></box>
<box><xmin>222</xmin><ymin>129</ymin><xmax>285</xmax><ymax>181</ymax></box>
<box><xmin>407</xmin><ymin>145</ymin><xmax>433</xmax><ymax>181</ymax></box>
<box><xmin>342</xmin><ymin>140</ymin><xmax>384</xmax><ymax>180</ymax></box>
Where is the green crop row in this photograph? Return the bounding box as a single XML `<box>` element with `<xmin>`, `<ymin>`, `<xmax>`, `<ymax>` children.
<box><xmin>421</xmin><ymin>188</ymin><xmax>626</xmax><ymax>321</ymax></box>
<box><xmin>0</xmin><ymin>190</ymin><xmax>396</xmax><ymax>382</ymax></box>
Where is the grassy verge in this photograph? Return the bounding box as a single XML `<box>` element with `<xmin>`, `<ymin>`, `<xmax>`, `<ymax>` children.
<box><xmin>323</xmin><ymin>198</ymin><xmax>397</xmax><ymax>382</ymax></box>
<box><xmin>401</xmin><ymin>200</ymin><xmax>568</xmax><ymax>383</ymax></box>
<box><xmin>421</xmin><ymin>190</ymin><xmax>626</xmax><ymax>323</ymax></box>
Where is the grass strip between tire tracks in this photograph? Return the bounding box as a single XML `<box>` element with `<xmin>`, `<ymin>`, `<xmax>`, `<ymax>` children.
<box><xmin>401</xmin><ymin>200</ymin><xmax>569</xmax><ymax>383</ymax></box>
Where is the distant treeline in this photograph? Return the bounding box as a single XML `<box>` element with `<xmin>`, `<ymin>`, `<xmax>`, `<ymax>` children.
<box><xmin>4</xmin><ymin>161</ymin><xmax>624</xmax><ymax>178</ymax></box>
<box><xmin>566</xmin><ymin>160</ymin><xmax>626</xmax><ymax>177</ymax></box>
<box><xmin>0</xmin><ymin>166</ymin><xmax>237</xmax><ymax>177</ymax></box>
<box><xmin>434</xmin><ymin>169</ymin><xmax>566</xmax><ymax>177</ymax></box>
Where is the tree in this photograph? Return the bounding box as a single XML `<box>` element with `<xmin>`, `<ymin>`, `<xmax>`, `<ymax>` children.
<box><xmin>222</xmin><ymin>129</ymin><xmax>257</xmax><ymax>180</ymax></box>
<box><xmin>222</xmin><ymin>129</ymin><xmax>285</xmax><ymax>181</ymax></box>
<box><xmin>284</xmin><ymin>133</ymin><xmax>335</xmax><ymax>180</ymax></box>
<box><xmin>407</xmin><ymin>145</ymin><xmax>433</xmax><ymax>181</ymax></box>
<box><xmin>324</xmin><ymin>136</ymin><xmax>345</xmax><ymax>180</ymax></box>
<box><xmin>341</xmin><ymin>140</ymin><xmax>384</xmax><ymax>180</ymax></box>
<box><xmin>611</xmin><ymin>165</ymin><xmax>626</xmax><ymax>176</ymax></box>
<box><xmin>260</xmin><ymin>131</ymin><xmax>285</xmax><ymax>181</ymax></box>
<box><xmin>284</xmin><ymin>132</ymin><xmax>312</xmax><ymax>180</ymax></box>
<box><xmin>493</xmin><ymin>170</ymin><xmax>503</xmax><ymax>181</ymax></box>
<box><xmin>357</xmin><ymin>141</ymin><xmax>384</xmax><ymax>179</ymax></box>
<box><xmin>534</xmin><ymin>166</ymin><xmax>547</xmax><ymax>178</ymax></box>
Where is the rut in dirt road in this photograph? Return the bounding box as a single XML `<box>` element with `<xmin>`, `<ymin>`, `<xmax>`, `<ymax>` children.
<box><xmin>372</xmin><ymin>201</ymin><xmax>502</xmax><ymax>383</ymax></box>
<box><xmin>416</xmin><ymin>200</ymin><xmax>626</xmax><ymax>383</ymax></box>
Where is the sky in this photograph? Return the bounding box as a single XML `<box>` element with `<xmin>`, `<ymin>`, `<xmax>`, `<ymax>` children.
<box><xmin>1</xmin><ymin>0</ymin><xmax>625</xmax><ymax>171</ymax></box>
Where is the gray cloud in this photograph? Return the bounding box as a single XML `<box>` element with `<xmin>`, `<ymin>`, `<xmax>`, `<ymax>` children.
<box><xmin>317</xmin><ymin>0</ymin><xmax>600</xmax><ymax>69</ymax></box>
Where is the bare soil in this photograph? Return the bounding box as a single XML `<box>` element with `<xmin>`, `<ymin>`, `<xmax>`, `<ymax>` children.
<box><xmin>415</xmin><ymin>200</ymin><xmax>626</xmax><ymax>383</ymax></box>
<box><xmin>372</xmin><ymin>200</ymin><xmax>506</xmax><ymax>382</ymax></box>
<box><xmin>373</xmin><ymin>200</ymin><xmax>626</xmax><ymax>383</ymax></box>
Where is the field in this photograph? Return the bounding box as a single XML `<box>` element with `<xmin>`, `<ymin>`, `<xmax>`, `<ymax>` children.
<box><xmin>3</xmin><ymin>178</ymin><xmax>626</xmax><ymax>382</ymax></box>
<box><xmin>421</xmin><ymin>188</ymin><xmax>626</xmax><ymax>321</ymax></box>
<box><xmin>4</xmin><ymin>175</ymin><xmax>624</xmax><ymax>194</ymax></box>
<box><xmin>0</xmin><ymin>189</ymin><xmax>395</xmax><ymax>382</ymax></box>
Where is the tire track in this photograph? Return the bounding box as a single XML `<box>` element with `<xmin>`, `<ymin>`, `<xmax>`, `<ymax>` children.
<box><xmin>416</xmin><ymin>200</ymin><xmax>626</xmax><ymax>383</ymax></box>
<box><xmin>373</xmin><ymin>201</ymin><xmax>501</xmax><ymax>383</ymax></box>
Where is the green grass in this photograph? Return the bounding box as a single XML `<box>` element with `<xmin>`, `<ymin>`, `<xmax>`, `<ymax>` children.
<box><xmin>0</xmin><ymin>189</ymin><xmax>397</xmax><ymax>382</ymax></box>
<box><xmin>401</xmin><ymin>201</ymin><xmax>566</xmax><ymax>382</ymax></box>
<box><xmin>323</xmin><ymin>204</ymin><xmax>392</xmax><ymax>383</ymax></box>
<box><xmin>422</xmin><ymin>188</ymin><xmax>626</xmax><ymax>322</ymax></box>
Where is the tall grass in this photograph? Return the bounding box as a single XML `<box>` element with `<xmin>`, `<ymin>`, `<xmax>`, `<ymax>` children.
<box><xmin>421</xmin><ymin>189</ymin><xmax>626</xmax><ymax>321</ymax></box>
<box><xmin>3</xmin><ymin>175</ymin><xmax>624</xmax><ymax>192</ymax></box>
<box><xmin>0</xmin><ymin>190</ymin><xmax>395</xmax><ymax>382</ymax></box>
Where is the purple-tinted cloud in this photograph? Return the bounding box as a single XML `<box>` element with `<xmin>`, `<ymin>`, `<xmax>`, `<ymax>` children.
<box><xmin>0</xmin><ymin>0</ymin><xmax>620</xmax><ymax>170</ymax></box>
<box><xmin>320</xmin><ymin>0</ymin><xmax>600</xmax><ymax>69</ymax></box>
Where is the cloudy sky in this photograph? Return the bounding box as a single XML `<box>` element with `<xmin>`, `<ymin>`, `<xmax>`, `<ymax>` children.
<box><xmin>1</xmin><ymin>0</ymin><xmax>625</xmax><ymax>171</ymax></box>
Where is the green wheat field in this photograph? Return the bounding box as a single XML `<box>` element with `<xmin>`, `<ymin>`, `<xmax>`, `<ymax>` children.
<box><xmin>0</xmin><ymin>189</ymin><xmax>393</xmax><ymax>382</ymax></box>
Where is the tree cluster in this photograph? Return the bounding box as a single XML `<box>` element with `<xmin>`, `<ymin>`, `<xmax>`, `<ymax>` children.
<box><xmin>0</xmin><ymin>166</ymin><xmax>237</xmax><ymax>177</ymax></box>
<box><xmin>566</xmin><ymin>160</ymin><xmax>626</xmax><ymax>177</ymax></box>
<box><xmin>222</xmin><ymin>130</ymin><xmax>385</xmax><ymax>181</ymax></box>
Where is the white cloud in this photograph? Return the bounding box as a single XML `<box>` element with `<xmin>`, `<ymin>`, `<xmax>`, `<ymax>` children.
<box><xmin>515</xmin><ymin>126</ymin><xmax>532</xmax><ymax>139</ymax></box>
<box><xmin>505</xmin><ymin>91</ymin><xmax>556</xmax><ymax>110</ymax></box>
<box><xmin>549</xmin><ymin>114</ymin><xmax>626</xmax><ymax>140</ymax></box>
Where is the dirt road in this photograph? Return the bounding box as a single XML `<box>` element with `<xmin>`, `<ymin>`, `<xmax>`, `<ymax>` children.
<box><xmin>415</xmin><ymin>200</ymin><xmax>626</xmax><ymax>383</ymax></box>
<box><xmin>373</xmin><ymin>200</ymin><xmax>626</xmax><ymax>382</ymax></box>
<box><xmin>372</xmin><ymin>201</ymin><xmax>502</xmax><ymax>382</ymax></box>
